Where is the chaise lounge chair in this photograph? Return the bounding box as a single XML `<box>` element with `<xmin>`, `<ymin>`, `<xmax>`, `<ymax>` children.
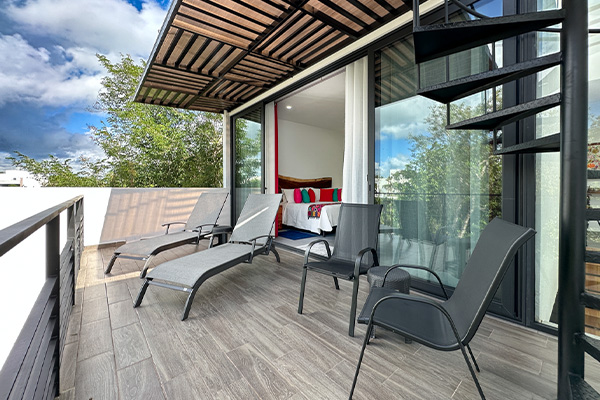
<box><xmin>133</xmin><ymin>193</ymin><xmax>282</xmax><ymax>320</ymax></box>
<box><xmin>104</xmin><ymin>191</ymin><xmax>229</xmax><ymax>278</ymax></box>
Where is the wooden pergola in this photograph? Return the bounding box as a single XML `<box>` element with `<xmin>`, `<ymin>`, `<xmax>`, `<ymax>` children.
<box><xmin>135</xmin><ymin>0</ymin><xmax>414</xmax><ymax>113</ymax></box>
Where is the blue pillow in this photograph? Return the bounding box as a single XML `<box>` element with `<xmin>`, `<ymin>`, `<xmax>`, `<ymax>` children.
<box><xmin>333</xmin><ymin>188</ymin><xmax>339</xmax><ymax>202</ymax></box>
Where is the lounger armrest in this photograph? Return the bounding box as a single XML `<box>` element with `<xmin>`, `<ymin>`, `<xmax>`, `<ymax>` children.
<box><xmin>161</xmin><ymin>221</ymin><xmax>186</xmax><ymax>234</ymax></box>
<box><xmin>304</xmin><ymin>239</ymin><xmax>332</xmax><ymax>265</ymax></box>
<box><xmin>191</xmin><ymin>223</ymin><xmax>219</xmax><ymax>237</ymax></box>
<box><xmin>369</xmin><ymin>292</ymin><xmax>464</xmax><ymax>346</ymax></box>
<box><xmin>235</xmin><ymin>234</ymin><xmax>273</xmax><ymax>246</ymax></box>
<box><xmin>385</xmin><ymin>264</ymin><xmax>449</xmax><ymax>299</ymax></box>
<box><xmin>354</xmin><ymin>247</ymin><xmax>379</xmax><ymax>278</ymax></box>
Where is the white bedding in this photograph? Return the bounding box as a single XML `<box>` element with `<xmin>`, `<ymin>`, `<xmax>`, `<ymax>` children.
<box><xmin>282</xmin><ymin>201</ymin><xmax>341</xmax><ymax>234</ymax></box>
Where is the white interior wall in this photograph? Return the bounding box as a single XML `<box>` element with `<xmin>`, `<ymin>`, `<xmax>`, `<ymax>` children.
<box><xmin>278</xmin><ymin>119</ymin><xmax>344</xmax><ymax>187</ymax></box>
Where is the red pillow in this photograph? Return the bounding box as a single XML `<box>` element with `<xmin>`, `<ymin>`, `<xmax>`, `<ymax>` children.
<box><xmin>320</xmin><ymin>188</ymin><xmax>334</xmax><ymax>202</ymax></box>
<box><xmin>293</xmin><ymin>188</ymin><xmax>302</xmax><ymax>203</ymax></box>
<box><xmin>308</xmin><ymin>188</ymin><xmax>316</xmax><ymax>202</ymax></box>
<box><xmin>339</xmin><ymin>188</ymin><xmax>342</xmax><ymax>201</ymax></box>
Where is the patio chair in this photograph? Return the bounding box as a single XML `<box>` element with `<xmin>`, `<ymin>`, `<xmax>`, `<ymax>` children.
<box><xmin>298</xmin><ymin>203</ymin><xmax>383</xmax><ymax>337</ymax></box>
<box><xmin>134</xmin><ymin>193</ymin><xmax>282</xmax><ymax>320</ymax></box>
<box><xmin>104</xmin><ymin>191</ymin><xmax>229</xmax><ymax>278</ymax></box>
<box><xmin>350</xmin><ymin>218</ymin><xmax>535</xmax><ymax>399</ymax></box>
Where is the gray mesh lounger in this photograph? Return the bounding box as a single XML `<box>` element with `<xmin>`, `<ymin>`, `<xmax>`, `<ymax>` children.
<box><xmin>133</xmin><ymin>193</ymin><xmax>282</xmax><ymax>320</ymax></box>
<box><xmin>104</xmin><ymin>191</ymin><xmax>229</xmax><ymax>278</ymax></box>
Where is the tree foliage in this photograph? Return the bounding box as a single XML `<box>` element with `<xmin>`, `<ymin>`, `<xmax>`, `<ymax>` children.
<box><xmin>378</xmin><ymin>96</ymin><xmax>502</xmax><ymax>239</ymax></box>
<box><xmin>10</xmin><ymin>54</ymin><xmax>223</xmax><ymax>187</ymax></box>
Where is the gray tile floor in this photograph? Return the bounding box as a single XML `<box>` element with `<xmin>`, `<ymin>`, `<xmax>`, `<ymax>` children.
<box><xmin>59</xmin><ymin>242</ymin><xmax>600</xmax><ymax>400</ymax></box>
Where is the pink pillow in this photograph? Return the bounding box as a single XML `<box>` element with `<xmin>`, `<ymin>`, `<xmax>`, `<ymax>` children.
<box><xmin>293</xmin><ymin>188</ymin><xmax>302</xmax><ymax>203</ymax></box>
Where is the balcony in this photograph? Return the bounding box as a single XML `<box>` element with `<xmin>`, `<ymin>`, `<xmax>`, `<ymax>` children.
<box><xmin>2</xmin><ymin>191</ymin><xmax>600</xmax><ymax>399</ymax></box>
<box><xmin>63</xmin><ymin>244</ymin><xmax>599</xmax><ymax>399</ymax></box>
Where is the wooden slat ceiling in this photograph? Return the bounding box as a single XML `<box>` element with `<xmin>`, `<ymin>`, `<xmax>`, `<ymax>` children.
<box><xmin>135</xmin><ymin>0</ymin><xmax>414</xmax><ymax>113</ymax></box>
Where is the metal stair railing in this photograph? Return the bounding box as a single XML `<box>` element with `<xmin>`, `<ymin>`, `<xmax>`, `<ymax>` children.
<box><xmin>411</xmin><ymin>1</ymin><xmax>597</xmax><ymax>399</ymax></box>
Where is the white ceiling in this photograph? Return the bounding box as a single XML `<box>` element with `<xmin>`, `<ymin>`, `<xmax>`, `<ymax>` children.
<box><xmin>277</xmin><ymin>71</ymin><xmax>345</xmax><ymax>132</ymax></box>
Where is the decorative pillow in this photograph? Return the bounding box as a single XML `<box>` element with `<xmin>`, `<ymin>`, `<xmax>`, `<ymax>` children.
<box><xmin>293</xmin><ymin>188</ymin><xmax>302</xmax><ymax>203</ymax></box>
<box><xmin>282</xmin><ymin>188</ymin><xmax>296</xmax><ymax>203</ymax></box>
<box><xmin>320</xmin><ymin>188</ymin><xmax>334</xmax><ymax>202</ymax></box>
<box><xmin>333</xmin><ymin>188</ymin><xmax>339</xmax><ymax>202</ymax></box>
<box><xmin>301</xmin><ymin>188</ymin><xmax>310</xmax><ymax>203</ymax></box>
<box><xmin>308</xmin><ymin>188</ymin><xmax>316</xmax><ymax>202</ymax></box>
<box><xmin>339</xmin><ymin>188</ymin><xmax>342</xmax><ymax>201</ymax></box>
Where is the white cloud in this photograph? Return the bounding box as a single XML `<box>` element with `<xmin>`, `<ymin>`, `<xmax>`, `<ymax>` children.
<box><xmin>0</xmin><ymin>0</ymin><xmax>165</xmax><ymax>107</ymax></box>
<box><xmin>5</xmin><ymin>0</ymin><xmax>165</xmax><ymax>57</ymax></box>
<box><xmin>377</xmin><ymin>96</ymin><xmax>434</xmax><ymax>140</ymax></box>
<box><xmin>377</xmin><ymin>154</ymin><xmax>411</xmax><ymax>178</ymax></box>
<box><xmin>0</xmin><ymin>34</ymin><xmax>103</xmax><ymax>106</ymax></box>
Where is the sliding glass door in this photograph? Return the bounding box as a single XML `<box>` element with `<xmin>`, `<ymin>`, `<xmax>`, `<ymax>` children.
<box><xmin>232</xmin><ymin>106</ymin><xmax>264</xmax><ymax>222</ymax></box>
<box><xmin>373</xmin><ymin>31</ymin><xmax>509</xmax><ymax>312</ymax></box>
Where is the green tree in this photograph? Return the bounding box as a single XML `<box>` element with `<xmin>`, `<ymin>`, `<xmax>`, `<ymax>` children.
<box><xmin>10</xmin><ymin>54</ymin><xmax>223</xmax><ymax>188</ymax></box>
<box><xmin>384</xmin><ymin>97</ymin><xmax>502</xmax><ymax>238</ymax></box>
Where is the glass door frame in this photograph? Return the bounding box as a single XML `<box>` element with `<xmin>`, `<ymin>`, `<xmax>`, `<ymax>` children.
<box><xmin>230</xmin><ymin>103</ymin><xmax>266</xmax><ymax>224</ymax></box>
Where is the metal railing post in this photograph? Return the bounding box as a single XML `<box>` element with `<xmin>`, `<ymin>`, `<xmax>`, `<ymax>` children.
<box><xmin>557</xmin><ymin>0</ymin><xmax>588</xmax><ymax>397</ymax></box>
<box><xmin>46</xmin><ymin>216</ymin><xmax>60</xmax><ymax>397</ymax></box>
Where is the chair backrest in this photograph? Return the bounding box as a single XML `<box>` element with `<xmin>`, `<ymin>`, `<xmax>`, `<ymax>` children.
<box><xmin>229</xmin><ymin>194</ymin><xmax>282</xmax><ymax>243</ymax></box>
<box><xmin>185</xmin><ymin>192</ymin><xmax>229</xmax><ymax>230</ymax></box>
<box><xmin>443</xmin><ymin>218</ymin><xmax>535</xmax><ymax>344</ymax></box>
<box><xmin>332</xmin><ymin>203</ymin><xmax>383</xmax><ymax>265</ymax></box>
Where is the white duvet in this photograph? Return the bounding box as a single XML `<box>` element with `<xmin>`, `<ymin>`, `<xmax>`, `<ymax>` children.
<box><xmin>282</xmin><ymin>201</ymin><xmax>341</xmax><ymax>234</ymax></box>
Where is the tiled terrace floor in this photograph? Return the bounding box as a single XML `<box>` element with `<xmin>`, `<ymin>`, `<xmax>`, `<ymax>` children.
<box><xmin>59</xmin><ymin>242</ymin><xmax>600</xmax><ymax>400</ymax></box>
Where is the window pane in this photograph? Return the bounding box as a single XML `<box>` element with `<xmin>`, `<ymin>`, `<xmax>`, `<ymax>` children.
<box><xmin>375</xmin><ymin>35</ymin><xmax>502</xmax><ymax>289</ymax></box>
<box><xmin>235</xmin><ymin>109</ymin><xmax>262</xmax><ymax>221</ymax></box>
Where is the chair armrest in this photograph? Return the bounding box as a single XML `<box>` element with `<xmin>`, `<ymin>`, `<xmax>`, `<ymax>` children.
<box><xmin>161</xmin><ymin>221</ymin><xmax>186</xmax><ymax>234</ymax></box>
<box><xmin>191</xmin><ymin>223</ymin><xmax>219</xmax><ymax>237</ymax></box>
<box><xmin>385</xmin><ymin>264</ymin><xmax>449</xmax><ymax>299</ymax></box>
<box><xmin>304</xmin><ymin>239</ymin><xmax>332</xmax><ymax>265</ymax></box>
<box><xmin>353</xmin><ymin>247</ymin><xmax>379</xmax><ymax>278</ymax></box>
<box><xmin>369</xmin><ymin>292</ymin><xmax>463</xmax><ymax>346</ymax></box>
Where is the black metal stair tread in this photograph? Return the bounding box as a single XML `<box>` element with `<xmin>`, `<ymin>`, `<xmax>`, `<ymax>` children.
<box><xmin>414</xmin><ymin>9</ymin><xmax>565</xmax><ymax>63</ymax></box>
<box><xmin>586</xmin><ymin>209</ymin><xmax>600</xmax><ymax>221</ymax></box>
<box><xmin>493</xmin><ymin>133</ymin><xmax>559</xmax><ymax>155</ymax></box>
<box><xmin>578</xmin><ymin>333</ymin><xmax>600</xmax><ymax>363</ymax></box>
<box><xmin>585</xmin><ymin>249</ymin><xmax>600</xmax><ymax>264</ymax></box>
<box><xmin>446</xmin><ymin>94</ymin><xmax>561</xmax><ymax>130</ymax></box>
<box><xmin>569</xmin><ymin>375</ymin><xmax>600</xmax><ymax>400</ymax></box>
<box><xmin>418</xmin><ymin>53</ymin><xmax>562</xmax><ymax>103</ymax></box>
<box><xmin>581</xmin><ymin>292</ymin><xmax>600</xmax><ymax>311</ymax></box>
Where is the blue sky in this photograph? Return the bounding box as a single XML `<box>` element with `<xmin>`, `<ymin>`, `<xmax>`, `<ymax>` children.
<box><xmin>0</xmin><ymin>0</ymin><xmax>170</xmax><ymax>170</ymax></box>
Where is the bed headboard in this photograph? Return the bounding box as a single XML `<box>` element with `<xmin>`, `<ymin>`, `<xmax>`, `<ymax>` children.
<box><xmin>278</xmin><ymin>175</ymin><xmax>332</xmax><ymax>191</ymax></box>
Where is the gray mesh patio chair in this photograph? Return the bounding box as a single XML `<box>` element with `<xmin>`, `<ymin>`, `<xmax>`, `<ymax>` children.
<box><xmin>104</xmin><ymin>191</ymin><xmax>229</xmax><ymax>278</ymax></box>
<box><xmin>298</xmin><ymin>203</ymin><xmax>383</xmax><ymax>337</ymax></box>
<box><xmin>350</xmin><ymin>218</ymin><xmax>535</xmax><ymax>399</ymax></box>
<box><xmin>134</xmin><ymin>193</ymin><xmax>282</xmax><ymax>320</ymax></box>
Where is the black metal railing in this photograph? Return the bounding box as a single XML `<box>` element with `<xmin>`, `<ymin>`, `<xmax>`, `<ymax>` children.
<box><xmin>0</xmin><ymin>196</ymin><xmax>84</xmax><ymax>400</ymax></box>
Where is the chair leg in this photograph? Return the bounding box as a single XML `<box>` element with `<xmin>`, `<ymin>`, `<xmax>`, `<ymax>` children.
<box><xmin>139</xmin><ymin>255</ymin><xmax>155</xmax><ymax>279</ymax></box>
<box><xmin>349</xmin><ymin>321</ymin><xmax>374</xmax><ymax>399</ymax></box>
<box><xmin>271</xmin><ymin>247</ymin><xmax>281</xmax><ymax>263</ymax></box>
<box><xmin>104</xmin><ymin>253</ymin><xmax>118</xmax><ymax>274</ymax></box>
<box><xmin>133</xmin><ymin>280</ymin><xmax>150</xmax><ymax>308</ymax></box>
<box><xmin>298</xmin><ymin>266</ymin><xmax>308</xmax><ymax>314</ymax></box>
<box><xmin>466</xmin><ymin>344</ymin><xmax>480</xmax><ymax>373</ymax></box>
<box><xmin>333</xmin><ymin>277</ymin><xmax>340</xmax><ymax>290</ymax></box>
<box><xmin>458</xmin><ymin>341</ymin><xmax>485</xmax><ymax>399</ymax></box>
<box><xmin>348</xmin><ymin>278</ymin><xmax>360</xmax><ymax>337</ymax></box>
<box><xmin>181</xmin><ymin>288</ymin><xmax>199</xmax><ymax>321</ymax></box>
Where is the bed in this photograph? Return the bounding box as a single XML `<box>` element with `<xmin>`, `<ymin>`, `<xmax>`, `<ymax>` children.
<box><xmin>282</xmin><ymin>201</ymin><xmax>341</xmax><ymax>234</ymax></box>
<box><xmin>278</xmin><ymin>175</ymin><xmax>342</xmax><ymax>234</ymax></box>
